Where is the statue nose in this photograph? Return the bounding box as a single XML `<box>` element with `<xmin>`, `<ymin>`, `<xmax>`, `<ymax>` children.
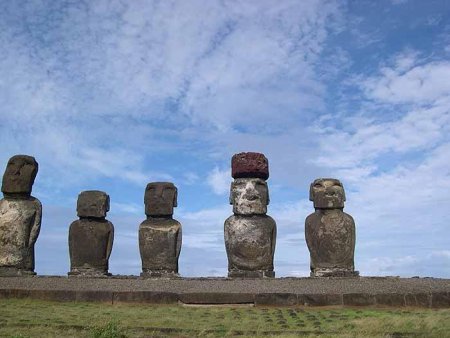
<box><xmin>243</xmin><ymin>191</ymin><xmax>258</xmax><ymax>200</ymax></box>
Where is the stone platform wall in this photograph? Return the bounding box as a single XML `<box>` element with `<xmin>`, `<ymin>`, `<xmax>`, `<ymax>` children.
<box><xmin>0</xmin><ymin>276</ymin><xmax>449</xmax><ymax>308</ymax></box>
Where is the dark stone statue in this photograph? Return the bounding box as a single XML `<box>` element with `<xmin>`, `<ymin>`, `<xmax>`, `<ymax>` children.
<box><xmin>0</xmin><ymin>155</ymin><xmax>42</xmax><ymax>276</ymax></box>
<box><xmin>139</xmin><ymin>182</ymin><xmax>182</xmax><ymax>277</ymax></box>
<box><xmin>68</xmin><ymin>190</ymin><xmax>114</xmax><ymax>277</ymax></box>
<box><xmin>225</xmin><ymin>152</ymin><xmax>276</xmax><ymax>278</ymax></box>
<box><xmin>305</xmin><ymin>178</ymin><xmax>358</xmax><ymax>277</ymax></box>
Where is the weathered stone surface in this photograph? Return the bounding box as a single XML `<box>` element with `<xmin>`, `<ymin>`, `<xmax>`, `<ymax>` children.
<box><xmin>139</xmin><ymin>218</ymin><xmax>182</xmax><ymax>277</ymax></box>
<box><xmin>305</xmin><ymin>178</ymin><xmax>357</xmax><ymax>277</ymax></box>
<box><xmin>228</xmin><ymin>270</ymin><xmax>275</xmax><ymax>278</ymax></box>
<box><xmin>309</xmin><ymin>178</ymin><xmax>345</xmax><ymax>209</ymax></box>
<box><xmin>68</xmin><ymin>220</ymin><xmax>114</xmax><ymax>277</ymax></box>
<box><xmin>230</xmin><ymin>178</ymin><xmax>269</xmax><ymax>215</ymax></box>
<box><xmin>77</xmin><ymin>190</ymin><xmax>109</xmax><ymax>218</ymax></box>
<box><xmin>300</xmin><ymin>294</ymin><xmax>343</xmax><ymax>306</ymax></box>
<box><xmin>343</xmin><ymin>293</ymin><xmax>376</xmax><ymax>306</ymax></box>
<box><xmin>431</xmin><ymin>292</ymin><xmax>450</xmax><ymax>308</ymax></box>
<box><xmin>113</xmin><ymin>291</ymin><xmax>178</xmax><ymax>304</ymax></box>
<box><xmin>179</xmin><ymin>292</ymin><xmax>254</xmax><ymax>304</ymax></box>
<box><xmin>225</xmin><ymin>215</ymin><xmax>276</xmax><ymax>276</ymax></box>
<box><xmin>140</xmin><ymin>182</ymin><xmax>182</xmax><ymax>277</ymax></box>
<box><xmin>254</xmin><ymin>293</ymin><xmax>298</xmax><ymax>306</ymax></box>
<box><xmin>305</xmin><ymin>210</ymin><xmax>356</xmax><ymax>277</ymax></box>
<box><xmin>405</xmin><ymin>293</ymin><xmax>430</xmax><ymax>307</ymax></box>
<box><xmin>1</xmin><ymin>155</ymin><xmax>38</xmax><ymax>196</ymax></box>
<box><xmin>75</xmin><ymin>290</ymin><xmax>113</xmax><ymax>303</ymax></box>
<box><xmin>0</xmin><ymin>198</ymin><xmax>42</xmax><ymax>275</ymax></box>
<box><xmin>0</xmin><ymin>155</ymin><xmax>41</xmax><ymax>276</ymax></box>
<box><xmin>375</xmin><ymin>293</ymin><xmax>406</xmax><ymax>307</ymax></box>
<box><xmin>144</xmin><ymin>182</ymin><xmax>177</xmax><ymax>217</ymax></box>
<box><xmin>231</xmin><ymin>152</ymin><xmax>269</xmax><ymax>180</ymax></box>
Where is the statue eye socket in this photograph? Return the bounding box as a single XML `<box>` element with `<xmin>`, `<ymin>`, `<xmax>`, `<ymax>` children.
<box><xmin>313</xmin><ymin>184</ymin><xmax>322</xmax><ymax>188</ymax></box>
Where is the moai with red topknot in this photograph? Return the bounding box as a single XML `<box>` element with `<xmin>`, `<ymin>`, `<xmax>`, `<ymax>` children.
<box><xmin>305</xmin><ymin>178</ymin><xmax>358</xmax><ymax>277</ymax></box>
<box><xmin>0</xmin><ymin>155</ymin><xmax>42</xmax><ymax>276</ymax></box>
<box><xmin>224</xmin><ymin>152</ymin><xmax>276</xmax><ymax>278</ymax></box>
<box><xmin>68</xmin><ymin>190</ymin><xmax>114</xmax><ymax>277</ymax></box>
<box><xmin>139</xmin><ymin>182</ymin><xmax>182</xmax><ymax>277</ymax></box>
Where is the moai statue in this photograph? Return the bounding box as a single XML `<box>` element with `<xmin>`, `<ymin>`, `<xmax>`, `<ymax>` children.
<box><xmin>0</xmin><ymin>155</ymin><xmax>42</xmax><ymax>276</ymax></box>
<box><xmin>224</xmin><ymin>152</ymin><xmax>276</xmax><ymax>278</ymax></box>
<box><xmin>305</xmin><ymin>178</ymin><xmax>358</xmax><ymax>277</ymax></box>
<box><xmin>68</xmin><ymin>190</ymin><xmax>114</xmax><ymax>277</ymax></box>
<box><xmin>139</xmin><ymin>182</ymin><xmax>182</xmax><ymax>277</ymax></box>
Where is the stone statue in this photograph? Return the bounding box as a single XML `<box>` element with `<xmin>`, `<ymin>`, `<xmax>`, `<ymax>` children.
<box><xmin>139</xmin><ymin>182</ymin><xmax>182</xmax><ymax>277</ymax></box>
<box><xmin>68</xmin><ymin>190</ymin><xmax>114</xmax><ymax>277</ymax></box>
<box><xmin>0</xmin><ymin>155</ymin><xmax>42</xmax><ymax>276</ymax></box>
<box><xmin>305</xmin><ymin>178</ymin><xmax>358</xmax><ymax>277</ymax></box>
<box><xmin>224</xmin><ymin>152</ymin><xmax>276</xmax><ymax>278</ymax></box>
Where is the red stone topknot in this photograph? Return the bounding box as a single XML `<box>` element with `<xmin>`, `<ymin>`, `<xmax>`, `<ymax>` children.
<box><xmin>231</xmin><ymin>152</ymin><xmax>269</xmax><ymax>180</ymax></box>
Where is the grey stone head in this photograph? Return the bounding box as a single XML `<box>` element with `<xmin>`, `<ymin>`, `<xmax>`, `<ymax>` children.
<box><xmin>77</xmin><ymin>190</ymin><xmax>110</xmax><ymax>219</ymax></box>
<box><xmin>1</xmin><ymin>155</ymin><xmax>38</xmax><ymax>197</ymax></box>
<box><xmin>230</xmin><ymin>178</ymin><xmax>269</xmax><ymax>215</ymax></box>
<box><xmin>144</xmin><ymin>182</ymin><xmax>177</xmax><ymax>217</ymax></box>
<box><xmin>309</xmin><ymin>178</ymin><xmax>346</xmax><ymax>209</ymax></box>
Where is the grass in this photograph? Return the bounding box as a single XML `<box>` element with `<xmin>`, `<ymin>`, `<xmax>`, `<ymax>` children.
<box><xmin>0</xmin><ymin>299</ymin><xmax>449</xmax><ymax>337</ymax></box>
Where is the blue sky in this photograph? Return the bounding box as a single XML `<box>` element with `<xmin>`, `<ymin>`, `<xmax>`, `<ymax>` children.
<box><xmin>1</xmin><ymin>0</ymin><xmax>449</xmax><ymax>277</ymax></box>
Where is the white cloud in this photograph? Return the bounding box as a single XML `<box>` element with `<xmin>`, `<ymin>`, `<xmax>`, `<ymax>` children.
<box><xmin>206</xmin><ymin>167</ymin><xmax>231</xmax><ymax>195</ymax></box>
<box><xmin>362</xmin><ymin>59</ymin><xmax>450</xmax><ymax>105</ymax></box>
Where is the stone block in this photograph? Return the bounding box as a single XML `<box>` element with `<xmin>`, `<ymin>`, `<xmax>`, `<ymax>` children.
<box><xmin>343</xmin><ymin>293</ymin><xmax>376</xmax><ymax>306</ymax></box>
<box><xmin>179</xmin><ymin>292</ymin><xmax>254</xmax><ymax>304</ymax></box>
<box><xmin>254</xmin><ymin>293</ymin><xmax>298</xmax><ymax>306</ymax></box>
<box><xmin>404</xmin><ymin>293</ymin><xmax>431</xmax><ymax>307</ymax></box>
<box><xmin>29</xmin><ymin>289</ymin><xmax>77</xmax><ymax>302</ymax></box>
<box><xmin>375</xmin><ymin>293</ymin><xmax>406</xmax><ymax>307</ymax></box>
<box><xmin>300</xmin><ymin>293</ymin><xmax>343</xmax><ymax>306</ymax></box>
<box><xmin>227</xmin><ymin>270</ymin><xmax>275</xmax><ymax>278</ymax></box>
<box><xmin>431</xmin><ymin>292</ymin><xmax>450</xmax><ymax>308</ymax></box>
<box><xmin>0</xmin><ymin>289</ymin><xmax>30</xmax><ymax>299</ymax></box>
<box><xmin>113</xmin><ymin>291</ymin><xmax>178</xmax><ymax>304</ymax></box>
<box><xmin>75</xmin><ymin>290</ymin><xmax>113</xmax><ymax>303</ymax></box>
<box><xmin>77</xmin><ymin>190</ymin><xmax>109</xmax><ymax>218</ymax></box>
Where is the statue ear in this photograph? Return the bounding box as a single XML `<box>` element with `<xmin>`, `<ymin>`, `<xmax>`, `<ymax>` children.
<box><xmin>309</xmin><ymin>182</ymin><xmax>314</xmax><ymax>201</ymax></box>
<box><xmin>106</xmin><ymin>195</ymin><xmax>110</xmax><ymax>212</ymax></box>
<box><xmin>341</xmin><ymin>183</ymin><xmax>346</xmax><ymax>202</ymax></box>
<box><xmin>173</xmin><ymin>187</ymin><xmax>178</xmax><ymax>207</ymax></box>
<box><xmin>266</xmin><ymin>185</ymin><xmax>270</xmax><ymax>205</ymax></box>
<box><xmin>229</xmin><ymin>182</ymin><xmax>234</xmax><ymax>205</ymax></box>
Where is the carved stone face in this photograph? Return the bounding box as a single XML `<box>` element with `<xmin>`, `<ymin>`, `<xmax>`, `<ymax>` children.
<box><xmin>144</xmin><ymin>182</ymin><xmax>177</xmax><ymax>216</ymax></box>
<box><xmin>230</xmin><ymin>178</ymin><xmax>269</xmax><ymax>215</ymax></box>
<box><xmin>309</xmin><ymin>178</ymin><xmax>345</xmax><ymax>209</ymax></box>
<box><xmin>77</xmin><ymin>190</ymin><xmax>110</xmax><ymax>218</ymax></box>
<box><xmin>1</xmin><ymin>155</ymin><xmax>38</xmax><ymax>196</ymax></box>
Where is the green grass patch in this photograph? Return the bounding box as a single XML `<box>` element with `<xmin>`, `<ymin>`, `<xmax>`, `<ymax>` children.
<box><xmin>0</xmin><ymin>299</ymin><xmax>449</xmax><ymax>337</ymax></box>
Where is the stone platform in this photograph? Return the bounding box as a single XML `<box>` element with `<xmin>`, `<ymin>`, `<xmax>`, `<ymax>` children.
<box><xmin>0</xmin><ymin>276</ymin><xmax>449</xmax><ymax>308</ymax></box>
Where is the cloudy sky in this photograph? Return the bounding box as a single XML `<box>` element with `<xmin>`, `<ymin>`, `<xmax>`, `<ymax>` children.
<box><xmin>1</xmin><ymin>0</ymin><xmax>449</xmax><ymax>277</ymax></box>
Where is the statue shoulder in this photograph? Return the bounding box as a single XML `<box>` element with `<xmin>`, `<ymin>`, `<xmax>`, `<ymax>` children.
<box><xmin>343</xmin><ymin>212</ymin><xmax>355</xmax><ymax>225</ymax></box>
<box><xmin>305</xmin><ymin>212</ymin><xmax>318</xmax><ymax>225</ymax></box>
<box><xmin>29</xmin><ymin>196</ymin><xmax>42</xmax><ymax>208</ymax></box>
